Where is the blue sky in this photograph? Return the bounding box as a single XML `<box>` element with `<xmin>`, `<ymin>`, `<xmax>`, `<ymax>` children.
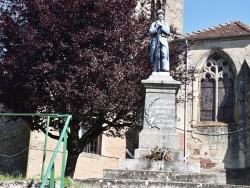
<box><xmin>183</xmin><ymin>0</ymin><xmax>250</xmax><ymax>34</ymax></box>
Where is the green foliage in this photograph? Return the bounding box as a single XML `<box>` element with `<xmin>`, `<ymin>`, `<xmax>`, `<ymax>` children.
<box><xmin>0</xmin><ymin>173</ymin><xmax>24</xmax><ymax>181</ymax></box>
<box><xmin>64</xmin><ymin>177</ymin><xmax>82</xmax><ymax>187</ymax></box>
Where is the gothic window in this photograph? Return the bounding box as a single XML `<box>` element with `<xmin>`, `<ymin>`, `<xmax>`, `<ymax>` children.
<box><xmin>200</xmin><ymin>55</ymin><xmax>234</xmax><ymax>122</ymax></box>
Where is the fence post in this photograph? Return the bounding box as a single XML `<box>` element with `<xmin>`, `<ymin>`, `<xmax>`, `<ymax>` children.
<box><xmin>41</xmin><ymin>116</ymin><xmax>50</xmax><ymax>179</ymax></box>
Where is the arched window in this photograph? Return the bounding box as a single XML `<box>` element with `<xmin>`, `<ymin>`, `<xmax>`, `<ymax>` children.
<box><xmin>200</xmin><ymin>55</ymin><xmax>234</xmax><ymax>122</ymax></box>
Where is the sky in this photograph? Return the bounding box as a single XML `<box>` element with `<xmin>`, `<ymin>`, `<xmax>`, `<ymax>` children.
<box><xmin>183</xmin><ymin>0</ymin><xmax>250</xmax><ymax>34</ymax></box>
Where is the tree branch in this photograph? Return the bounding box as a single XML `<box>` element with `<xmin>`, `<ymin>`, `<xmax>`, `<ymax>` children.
<box><xmin>39</xmin><ymin>126</ymin><xmax>60</xmax><ymax>140</ymax></box>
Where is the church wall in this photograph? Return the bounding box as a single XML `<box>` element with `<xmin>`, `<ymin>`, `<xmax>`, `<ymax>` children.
<box><xmin>186</xmin><ymin>39</ymin><xmax>250</xmax><ymax>72</ymax></box>
<box><xmin>135</xmin><ymin>0</ymin><xmax>183</xmax><ymax>34</ymax></box>
<box><xmin>164</xmin><ymin>0</ymin><xmax>183</xmax><ymax>34</ymax></box>
<box><xmin>175</xmin><ymin>38</ymin><xmax>250</xmax><ymax>179</ymax></box>
<box><xmin>244</xmin><ymin>63</ymin><xmax>250</xmax><ymax>184</ymax></box>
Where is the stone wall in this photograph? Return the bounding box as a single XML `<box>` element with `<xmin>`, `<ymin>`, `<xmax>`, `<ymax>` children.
<box><xmin>174</xmin><ymin>38</ymin><xmax>250</xmax><ymax>178</ymax></box>
<box><xmin>101</xmin><ymin>133</ymin><xmax>126</xmax><ymax>159</ymax></box>
<box><xmin>27</xmin><ymin>131</ymin><xmax>126</xmax><ymax>179</ymax></box>
<box><xmin>184</xmin><ymin>125</ymin><xmax>246</xmax><ymax>182</ymax></box>
<box><xmin>0</xmin><ymin>118</ymin><xmax>30</xmax><ymax>176</ymax></box>
<box><xmin>0</xmin><ymin>115</ymin><xmax>127</xmax><ymax>179</ymax></box>
<box><xmin>75</xmin><ymin>134</ymin><xmax>125</xmax><ymax>179</ymax></box>
<box><xmin>164</xmin><ymin>0</ymin><xmax>183</xmax><ymax>34</ymax></box>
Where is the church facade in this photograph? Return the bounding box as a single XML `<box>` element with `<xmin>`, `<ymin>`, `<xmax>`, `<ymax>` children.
<box><xmin>173</xmin><ymin>21</ymin><xmax>250</xmax><ymax>183</ymax></box>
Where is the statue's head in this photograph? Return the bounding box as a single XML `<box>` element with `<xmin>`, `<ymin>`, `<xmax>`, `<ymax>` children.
<box><xmin>156</xmin><ymin>9</ymin><xmax>165</xmax><ymax>16</ymax></box>
<box><xmin>156</xmin><ymin>9</ymin><xmax>164</xmax><ymax>20</ymax></box>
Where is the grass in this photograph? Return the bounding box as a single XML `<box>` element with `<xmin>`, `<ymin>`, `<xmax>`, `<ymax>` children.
<box><xmin>62</xmin><ymin>177</ymin><xmax>83</xmax><ymax>187</ymax></box>
<box><xmin>0</xmin><ymin>173</ymin><xmax>83</xmax><ymax>187</ymax></box>
<box><xmin>64</xmin><ymin>177</ymin><xmax>74</xmax><ymax>187</ymax></box>
<box><xmin>0</xmin><ymin>173</ymin><xmax>25</xmax><ymax>181</ymax></box>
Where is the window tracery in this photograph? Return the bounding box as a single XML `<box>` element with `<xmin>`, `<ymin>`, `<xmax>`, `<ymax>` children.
<box><xmin>200</xmin><ymin>55</ymin><xmax>234</xmax><ymax>122</ymax></box>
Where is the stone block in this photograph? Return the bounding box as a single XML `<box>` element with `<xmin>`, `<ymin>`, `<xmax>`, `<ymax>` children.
<box><xmin>189</xmin><ymin>143</ymin><xmax>201</xmax><ymax>150</ymax></box>
<box><xmin>138</xmin><ymin>130</ymin><xmax>180</xmax><ymax>150</ymax></box>
<box><xmin>119</xmin><ymin>159</ymin><xmax>200</xmax><ymax>174</ymax></box>
<box><xmin>103</xmin><ymin>169</ymin><xmax>226</xmax><ymax>184</ymax></box>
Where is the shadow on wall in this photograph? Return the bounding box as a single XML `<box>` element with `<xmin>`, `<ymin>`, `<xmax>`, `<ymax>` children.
<box><xmin>241</xmin><ymin>61</ymin><xmax>250</xmax><ymax>185</ymax></box>
<box><xmin>223</xmin><ymin>62</ymin><xmax>250</xmax><ymax>185</ymax></box>
<box><xmin>245</xmin><ymin>60</ymin><xmax>250</xmax><ymax>185</ymax></box>
<box><xmin>125</xmin><ymin>127</ymin><xmax>141</xmax><ymax>159</ymax></box>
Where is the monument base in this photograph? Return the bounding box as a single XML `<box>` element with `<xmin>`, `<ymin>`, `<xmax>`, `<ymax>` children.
<box><xmin>134</xmin><ymin>129</ymin><xmax>182</xmax><ymax>161</ymax></box>
<box><xmin>120</xmin><ymin>159</ymin><xmax>200</xmax><ymax>174</ymax></box>
<box><xmin>138</xmin><ymin>130</ymin><xmax>179</xmax><ymax>149</ymax></box>
<box><xmin>119</xmin><ymin>73</ymin><xmax>200</xmax><ymax>174</ymax></box>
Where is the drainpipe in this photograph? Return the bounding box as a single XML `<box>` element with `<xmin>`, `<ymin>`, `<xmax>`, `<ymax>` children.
<box><xmin>184</xmin><ymin>39</ymin><xmax>188</xmax><ymax>162</ymax></box>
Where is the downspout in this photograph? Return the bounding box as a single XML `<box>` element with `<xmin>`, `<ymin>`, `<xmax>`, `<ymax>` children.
<box><xmin>184</xmin><ymin>39</ymin><xmax>188</xmax><ymax>162</ymax></box>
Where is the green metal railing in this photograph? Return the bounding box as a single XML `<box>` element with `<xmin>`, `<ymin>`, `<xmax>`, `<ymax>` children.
<box><xmin>0</xmin><ymin>113</ymin><xmax>72</xmax><ymax>188</ymax></box>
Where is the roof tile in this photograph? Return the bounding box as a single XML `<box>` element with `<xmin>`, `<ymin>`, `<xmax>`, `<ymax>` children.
<box><xmin>185</xmin><ymin>21</ymin><xmax>250</xmax><ymax>39</ymax></box>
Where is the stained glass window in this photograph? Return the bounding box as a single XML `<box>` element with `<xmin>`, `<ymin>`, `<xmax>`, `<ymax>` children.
<box><xmin>200</xmin><ymin>55</ymin><xmax>233</xmax><ymax>122</ymax></box>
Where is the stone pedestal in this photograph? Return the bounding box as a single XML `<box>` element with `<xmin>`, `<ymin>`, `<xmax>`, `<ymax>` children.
<box><xmin>135</xmin><ymin>72</ymin><xmax>182</xmax><ymax>160</ymax></box>
<box><xmin>120</xmin><ymin>72</ymin><xmax>200</xmax><ymax>173</ymax></box>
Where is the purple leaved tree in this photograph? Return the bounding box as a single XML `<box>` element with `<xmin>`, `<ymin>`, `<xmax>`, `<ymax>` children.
<box><xmin>0</xmin><ymin>0</ymin><xmax>152</xmax><ymax>177</ymax></box>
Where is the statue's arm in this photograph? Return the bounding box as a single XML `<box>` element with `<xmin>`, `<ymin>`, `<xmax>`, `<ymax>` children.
<box><xmin>149</xmin><ymin>22</ymin><xmax>157</xmax><ymax>35</ymax></box>
<box><xmin>161</xmin><ymin>23</ymin><xmax>170</xmax><ymax>35</ymax></box>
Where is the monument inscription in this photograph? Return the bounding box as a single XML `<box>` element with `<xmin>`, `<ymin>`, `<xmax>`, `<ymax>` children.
<box><xmin>144</xmin><ymin>95</ymin><xmax>176</xmax><ymax>131</ymax></box>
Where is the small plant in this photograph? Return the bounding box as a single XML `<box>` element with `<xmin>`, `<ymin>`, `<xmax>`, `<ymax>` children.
<box><xmin>64</xmin><ymin>177</ymin><xmax>74</xmax><ymax>187</ymax></box>
<box><xmin>164</xmin><ymin>150</ymin><xmax>174</xmax><ymax>162</ymax></box>
<box><xmin>54</xmin><ymin>176</ymin><xmax>81</xmax><ymax>188</ymax></box>
<box><xmin>144</xmin><ymin>147</ymin><xmax>173</xmax><ymax>162</ymax></box>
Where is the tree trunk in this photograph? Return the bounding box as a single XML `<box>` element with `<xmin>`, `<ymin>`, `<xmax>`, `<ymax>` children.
<box><xmin>65</xmin><ymin>151</ymin><xmax>79</xmax><ymax>178</ymax></box>
<box><xmin>64</xmin><ymin>120</ymin><xmax>82</xmax><ymax>178</ymax></box>
<box><xmin>64</xmin><ymin>120</ymin><xmax>105</xmax><ymax>178</ymax></box>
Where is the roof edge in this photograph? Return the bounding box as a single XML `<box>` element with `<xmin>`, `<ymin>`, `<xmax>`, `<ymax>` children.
<box><xmin>170</xmin><ymin>33</ymin><xmax>250</xmax><ymax>44</ymax></box>
<box><xmin>185</xmin><ymin>21</ymin><xmax>250</xmax><ymax>36</ymax></box>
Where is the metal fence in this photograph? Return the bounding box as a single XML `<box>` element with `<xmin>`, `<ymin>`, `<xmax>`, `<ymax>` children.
<box><xmin>0</xmin><ymin>113</ymin><xmax>72</xmax><ymax>188</ymax></box>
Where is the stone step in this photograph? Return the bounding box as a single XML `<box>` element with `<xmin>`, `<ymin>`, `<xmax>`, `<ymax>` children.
<box><xmin>120</xmin><ymin>159</ymin><xmax>200</xmax><ymax>173</ymax></box>
<box><xmin>77</xmin><ymin>178</ymin><xmax>250</xmax><ymax>188</ymax></box>
<box><xmin>103</xmin><ymin>169</ymin><xmax>227</xmax><ymax>184</ymax></box>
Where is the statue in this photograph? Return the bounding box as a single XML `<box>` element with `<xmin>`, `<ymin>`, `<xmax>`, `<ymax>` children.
<box><xmin>149</xmin><ymin>9</ymin><xmax>170</xmax><ymax>72</ymax></box>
